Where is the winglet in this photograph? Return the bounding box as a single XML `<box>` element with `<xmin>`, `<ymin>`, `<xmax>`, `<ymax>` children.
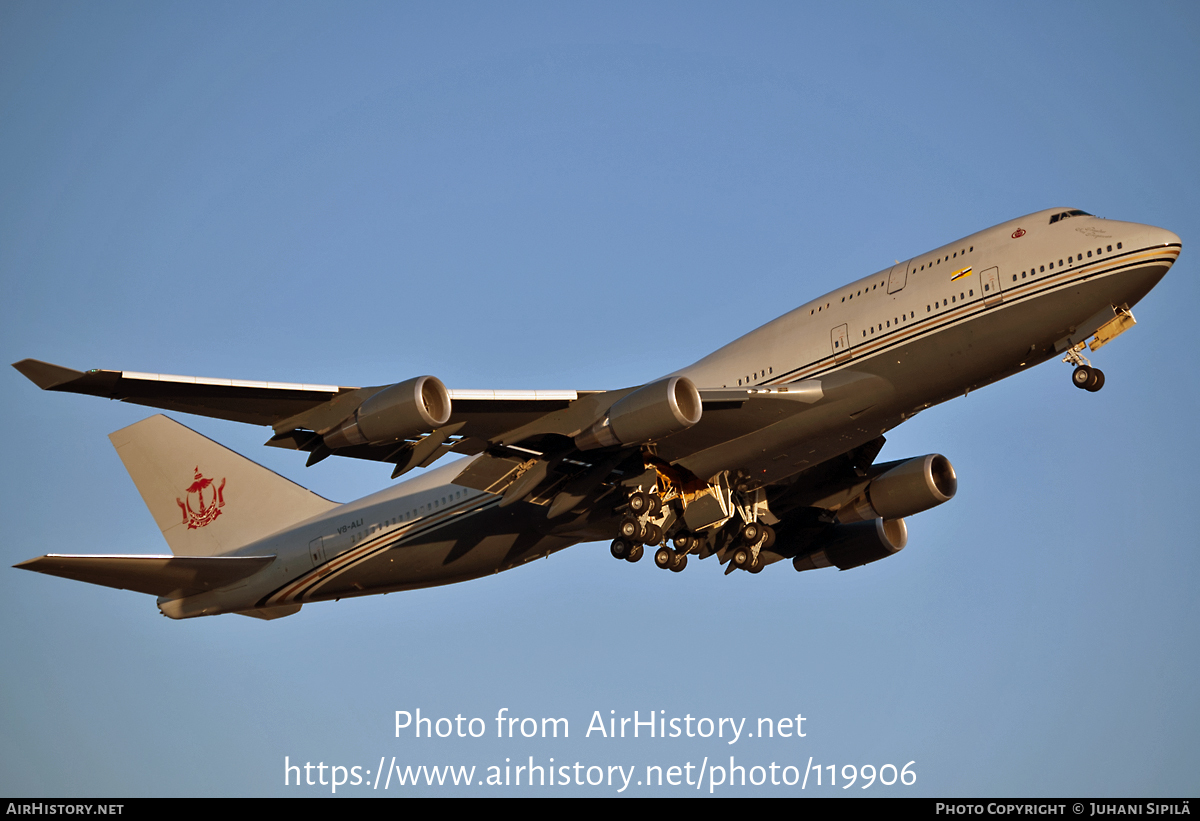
<box><xmin>12</xmin><ymin>359</ymin><xmax>85</xmax><ymax>390</ymax></box>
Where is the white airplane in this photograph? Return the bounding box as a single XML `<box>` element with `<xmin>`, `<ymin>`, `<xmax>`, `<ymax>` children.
<box><xmin>13</xmin><ymin>208</ymin><xmax>1181</xmax><ymax>620</ymax></box>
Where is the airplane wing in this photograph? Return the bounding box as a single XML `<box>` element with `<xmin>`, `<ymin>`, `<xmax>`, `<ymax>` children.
<box><xmin>13</xmin><ymin>359</ymin><xmax>895</xmax><ymax>498</ymax></box>
<box><xmin>12</xmin><ymin>359</ymin><xmax>590</xmax><ymax>472</ymax></box>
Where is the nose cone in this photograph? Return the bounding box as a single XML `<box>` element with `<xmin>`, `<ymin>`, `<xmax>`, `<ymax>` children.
<box><xmin>1119</xmin><ymin>221</ymin><xmax>1178</xmax><ymax>249</ymax></box>
<box><xmin>1145</xmin><ymin>224</ymin><xmax>1181</xmax><ymax>273</ymax></box>
<box><xmin>1136</xmin><ymin>221</ymin><xmax>1180</xmax><ymax>250</ymax></box>
<box><xmin>1157</xmin><ymin>226</ymin><xmax>1182</xmax><ymax>248</ymax></box>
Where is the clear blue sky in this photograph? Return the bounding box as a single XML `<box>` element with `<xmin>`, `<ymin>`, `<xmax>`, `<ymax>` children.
<box><xmin>2</xmin><ymin>1</ymin><xmax>1197</xmax><ymax>796</ymax></box>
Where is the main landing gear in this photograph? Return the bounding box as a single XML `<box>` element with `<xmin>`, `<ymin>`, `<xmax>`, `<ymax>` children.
<box><xmin>728</xmin><ymin>521</ymin><xmax>776</xmax><ymax>574</ymax></box>
<box><xmin>609</xmin><ymin>488</ymin><xmax>701</xmax><ymax>573</ymax></box>
<box><xmin>608</xmin><ymin>481</ymin><xmax>779</xmax><ymax>577</ymax></box>
<box><xmin>610</xmin><ymin>490</ymin><xmax>666</xmax><ymax>566</ymax></box>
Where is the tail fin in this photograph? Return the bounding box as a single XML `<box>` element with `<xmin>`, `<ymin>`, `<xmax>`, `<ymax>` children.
<box><xmin>109</xmin><ymin>415</ymin><xmax>338</xmax><ymax>556</ymax></box>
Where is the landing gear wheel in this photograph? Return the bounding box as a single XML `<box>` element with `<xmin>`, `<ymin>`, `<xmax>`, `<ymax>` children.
<box><xmin>740</xmin><ymin>522</ymin><xmax>761</xmax><ymax>544</ymax></box>
<box><xmin>655</xmin><ymin>546</ymin><xmax>675</xmax><ymax>570</ymax></box>
<box><xmin>628</xmin><ymin>492</ymin><xmax>650</xmax><ymax>515</ymax></box>
<box><xmin>610</xmin><ymin>539</ymin><xmax>631</xmax><ymax>560</ymax></box>
<box><xmin>669</xmin><ymin>552</ymin><xmax>688</xmax><ymax>572</ymax></box>
<box><xmin>673</xmin><ymin>533</ymin><xmax>695</xmax><ymax>552</ymax></box>
<box><xmin>760</xmin><ymin>524</ymin><xmax>776</xmax><ymax>550</ymax></box>
<box><xmin>642</xmin><ymin>522</ymin><xmax>663</xmax><ymax>546</ymax></box>
<box><xmin>1072</xmin><ymin>365</ymin><xmax>1104</xmax><ymax>391</ymax></box>
<box><xmin>626</xmin><ymin>543</ymin><xmax>644</xmax><ymax>563</ymax></box>
<box><xmin>732</xmin><ymin>545</ymin><xmax>752</xmax><ymax>568</ymax></box>
<box><xmin>619</xmin><ymin>517</ymin><xmax>642</xmax><ymax>541</ymax></box>
<box><xmin>647</xmin><ymin>494</ymin><xmax>662</xmax><ymax>515</ymax></box>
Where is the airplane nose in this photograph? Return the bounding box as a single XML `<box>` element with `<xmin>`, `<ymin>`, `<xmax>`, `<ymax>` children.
<box><xmin>1158</xmin><ymin>227</ymin><xmax>1182</xmax><ymax>248</ymax></box>
<box><xmin>1131</xmin><ymin>222</ymin><xmax>1181</xmax><ymax>253</ymax></box>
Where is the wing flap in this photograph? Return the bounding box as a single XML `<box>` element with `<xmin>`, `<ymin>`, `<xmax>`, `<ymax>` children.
<box><xmin>14</xmin><ymin>554</ymin><xmax>275</xmax><ymax>597</ymax></box>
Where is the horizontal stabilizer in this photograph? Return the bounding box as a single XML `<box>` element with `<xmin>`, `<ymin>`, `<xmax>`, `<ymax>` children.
<box><xmin>14</xmin><ymin>554</ymin><xmax>275</xmax><ymax>597</ymax></box>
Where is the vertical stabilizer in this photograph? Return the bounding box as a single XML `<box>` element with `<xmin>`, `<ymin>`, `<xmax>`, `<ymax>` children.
<box><xmin>109</xmin><ymin>415</ymin><xmax>338</xmax><ymax>556</ymax></box>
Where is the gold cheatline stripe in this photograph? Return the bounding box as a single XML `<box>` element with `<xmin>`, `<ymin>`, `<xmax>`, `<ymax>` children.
<box><xmin>762</xmin><ymin>247</ymin><xmax>1177</xmax><ymax>385</ymax></box>
<box><xmin>269</xmin><ymin>495</ymin><xmax>491</xmax><ymax>603</ymax></box>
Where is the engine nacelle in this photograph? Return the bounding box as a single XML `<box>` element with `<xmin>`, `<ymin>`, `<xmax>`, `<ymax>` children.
<box><xmin>324</xmin><ymin>376</ymin><xmax>452</xmax><ymax>449</ymax></box>
<box><xmin>575</xmin><ymin>376</ymin><xmax>702</xmax><ymax>450</ymax></box>
<box><xmin>792</xmin><ymin>518</ymin><xmax>908</xmax><ymax>572</ymax></box>
<box><xmin>837</xmin><ymin>454</ymin><xmax>957</xmax><ymax>523</ymax></box>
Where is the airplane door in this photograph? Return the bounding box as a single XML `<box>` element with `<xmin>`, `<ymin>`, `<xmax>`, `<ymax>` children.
<box><xmin>308</xmin><ymin>536</ymin><xmax>326</xmax><ymax>568</ymax></box>
<box><xmin>831</xmin><ymin>324</ymin><xmax>852</xmax><ymax>363</ymax></box>
<box><xmin>887</xmin><ymin>261</ymin><xmax>910</xmax><ymax>294</ymax></box>
<box><xmin>979</xmin><ymin>266</ymin><xmax>1003</xmax><ymax>306</ymax></box>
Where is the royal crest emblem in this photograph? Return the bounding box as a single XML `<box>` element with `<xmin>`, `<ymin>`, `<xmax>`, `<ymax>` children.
<box><xmin>176</xmin><ymin>467</ymin><xmax>226</xmax><ymax>529</ymax></box>
<box><xmin>1011</xmin><ymin>228</ymin><xmax>1026</xmax><ymax>238</ymax></box>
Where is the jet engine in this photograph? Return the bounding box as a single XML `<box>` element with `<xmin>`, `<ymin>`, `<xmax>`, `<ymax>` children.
<box><xmin>575</xmin><ymin>376</ymin><xmax>702</xmax><ymax>450</ymax></box>
<box><xmin>792</xmin><ymin>518</ymin><xmax>908</xmax><ymax>572</ymax></box>
<box><xmin>323</xmin><ymin>376</ymin><xmax>452</xmax><ymax>448</ymax></box>
<box><xmin>836</xmin><ymin>454</ymin><xmax>956</xmax><ymax>523</ymax></box>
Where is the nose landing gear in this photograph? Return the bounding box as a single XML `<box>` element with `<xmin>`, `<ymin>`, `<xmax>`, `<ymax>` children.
<box><xmin>1063</xmin><ymin>343</ymin><xmax>1104</xmax><ymax>392</ymax></box>
<box><xmin>1071</xmin><ymin>364</ymin><xmax>1105</xmax><ymax>392</ymax></box>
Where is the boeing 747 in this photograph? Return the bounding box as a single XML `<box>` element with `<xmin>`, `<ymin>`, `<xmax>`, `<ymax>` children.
<box><xmin>12</xmin><ymin>208</ymin><xmax>1181</xmax><ymax>619</ymax></box>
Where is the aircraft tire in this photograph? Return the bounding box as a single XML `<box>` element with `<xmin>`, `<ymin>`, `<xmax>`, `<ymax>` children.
<box><xmin>629</xmin><ymin>491</ymin><xmax>650</xmax><ymax>514</ymax></box>
<box><xmin>1072</xmin><ymin>365</ymin><xmax>1094</xmax><ymax>390</ymax></box>
<box><xmin>669</xmin><ymin>552</ymin><xmax>688</xmax><ymax>573</ymax></box>
<box><xmin>655</xmin><ymin>546</ymin><xmax>674</xmax><ymax>569</ymax></box>
<box><xmin>1087</xmin><ymin>368</ymin><xmax>1105</xmax><ymax>392</ymax></box>
<box><xmin>673</xmin><ymin>532</ymin><xmax>694</xmax><ymax>552</ymax></box>
<box><xmin>761</xmin><ymin>524</ymin><xmax>776</xmax><ymax>549</ymax></box>
<box><xmin>732</xmin><ymin>546</ymin><xmax>752</xmax><ymax>568</ymax></box>
<box><xmin>611</xmin><ymin>539</ymin><xmax>631</xmax><ymax>560</ymax></box>
<box><xmin>643</xmin><ymin>522</ymin><xmax>663</xmax><ymax>546</ymax></box>
<box><xmin>740</xmin><ymin>522</ymin><xmax>761</xmax><ymax>544</ymax></box>
<box><xmin>619</xmin><ymin>517</ymin><xmax>642</xmax><ymax>541</ymax></box>
<box><xmin>626</xmin><ymin>543</ymin><xmax>644</xmax><ymax>563</ymax></box>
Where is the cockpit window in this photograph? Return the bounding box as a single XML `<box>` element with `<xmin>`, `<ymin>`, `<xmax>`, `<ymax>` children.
<box><xmin>1049</xmin><ymin>209</ymin><xmax>1093</xmax><ymax>224</ymax></box>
